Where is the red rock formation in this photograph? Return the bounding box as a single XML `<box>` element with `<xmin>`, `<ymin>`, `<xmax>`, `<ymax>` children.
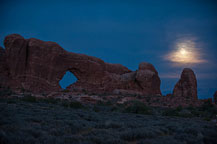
<box><xmin>200</xmin><ymin>98</ymin><xmax>213</xmax><ymax>104</ymax></box>
<box><xmin>0</xmin><ymin>46</ymin><xmax>10</xmax><ymax>88</ymax></box>
<box><xmin>135</xmin><ymin>62</ymin><xmax>161</xmax><ymax>95</ymax></box>
<box><xmin>1</xmin><ymin>34</ymin><xmax>162</xmax><ymax>95</ymax></box>
<box><xmin>0</xmin><ymin>47</ymin><xmax>7</xmax><ymax>75</ymax></box>
<box><xmin>214</xmin><ymin>91</ymin><xmax>217</xmax><ymax>105</ymax></box>
<box><xmin>173</xmin><ymin>68</ymin><xmax>198</xmax><ymax>101</ymax></box>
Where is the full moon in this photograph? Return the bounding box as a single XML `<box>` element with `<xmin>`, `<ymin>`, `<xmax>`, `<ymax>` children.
<box><xmin>180</xmin><ymin>48</ymin><xmax>187</xmax><ymax>55</ymax></box>
<box><xmin>165</xmin><ymin>37</ymin><xmax>207</xmax><ymax>65</ymax></box>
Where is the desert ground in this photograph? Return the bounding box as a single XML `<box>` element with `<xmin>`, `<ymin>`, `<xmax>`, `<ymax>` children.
<box><xmin>0</xmin><ymin>94</ymin><xmax>217</xmax><ymax>144</ymax></box>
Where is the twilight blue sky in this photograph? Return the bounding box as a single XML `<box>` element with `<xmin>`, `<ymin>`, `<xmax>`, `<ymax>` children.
<box><xmin>0</xmin><ymin>0</ymin><xmax>217</xmax><ymax>99</ymax></box>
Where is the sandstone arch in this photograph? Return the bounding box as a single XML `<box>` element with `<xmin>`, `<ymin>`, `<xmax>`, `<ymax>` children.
<box><xmin>2</xmin><ymin>34</ymin><xmax>162</xmax><ymax>95</ymax></box>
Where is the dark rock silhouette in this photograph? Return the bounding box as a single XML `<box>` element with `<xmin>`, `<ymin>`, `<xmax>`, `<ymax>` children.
<box><xmin>173</xmin><ymin>68</ymin><xmax>198</xmax><ymax>101</ymax></box>
<box><xmin>214</xmin><ymin>91</ymin><xmax>217</xmax><ymax>105</ymax></box>
<box><xmin>135</xmin><ymin>62</ymin><xmax>161</xmax><ymax>95</ymax></box>
<box><xmin>2</xmin><ymin>34</ymin><xmax>162</xmax><ymax>95</ymax></box>
<box><xmin>2</xmin><ymin>34</ymin><xmax>213</xmax><ymax>108</ymax></box>
<box><xmin>0</xmin><ymin>46</ymin><xmax>9</xmax><ymax>87</ymax></box>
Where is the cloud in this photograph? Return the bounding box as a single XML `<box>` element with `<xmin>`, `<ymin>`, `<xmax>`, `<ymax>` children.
<box><xmin>196</xmin><ymin>73</ymin><xmax>217</xmax><ymax>79</ymax></box>
<box><xmin>160</xmin><ymin>72</ymin><xmax>217</xmax><ymax>79</ymax></box>
<box><xmin>160</xmin><ymin>73</ymin><xmax>179</xmax><ymax>79</ymax></box>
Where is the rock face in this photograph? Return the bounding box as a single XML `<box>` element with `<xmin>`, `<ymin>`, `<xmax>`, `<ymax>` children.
<box><xmin>0</xmin><ymin>46</ymin><xmax>9</xmax><ymax>87</ymax></box>
<box><xmin>0</xmin><ymin>47</ymin><xmax>7</xmax><ymax>75</ymax></box>
<box><xmin>173</xmin><ymin>68</ymin><xmax>198</xmax><ymax>101</ymax></box>
<box><xmin>214</xmin><ymin>91</ymin><xmax>217</xmax><ymax>105</ymax></box>
<box><xmin>135</xmin><ymin>62</ymin><xmax>161</xmax><ymax>95</ymax></box>
<box><xmin>1</xmin><ymin>34</ymin><xmax>162</xmax><ymax>95</ymax></box>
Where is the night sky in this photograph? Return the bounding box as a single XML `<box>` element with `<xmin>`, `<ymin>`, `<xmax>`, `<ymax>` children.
<box><xmin>1</xmin><ymin>0</ymin><xmax>217</xmax><ymax>99</ymax></box>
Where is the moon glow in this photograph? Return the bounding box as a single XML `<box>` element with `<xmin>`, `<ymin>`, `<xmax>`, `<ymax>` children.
<box><xmin>165</xmin><ymin>37</ymin><xmax>207</xmax><ymax>65</ymax></box>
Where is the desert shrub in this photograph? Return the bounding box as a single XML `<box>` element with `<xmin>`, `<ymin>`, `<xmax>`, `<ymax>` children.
<box><xmin>124</xmin><ymin>100</ymin><xmax>152</xmax><ymax>115</ymax></box>
<box><xmin>197</xmin><ymin>101</ymin><xmax>217</xmax><ymax>119</ymax></box>
<box><xmin>96</xmin><ymin>100</ymin><xmax>106</xmax><ymax>106</ymax></box>
<box><xmin>183</xmin><ymin>127</ymin><xmax>198</xmax><ymax>136</ymax></box>
<box><xmin>110</xmin><ymin>106</ymin><xmax>119</xmax><ymax>112</ymax></box>
<box><xmin>176</xmin><ymin>106</ymin><xmax>182</xmax><ymax>112</ymax></box>
<box><xmin>49</xmin><ymin>128</ymin><xmax>64</xmax><ymax>137</ymax></box>
<box><xmin>38</xmin><ymin>135</ymin><xmax>62</xmax><ymax>144</ymax></box>
<box><xmin>178</xmin><ymin>109</ymin><xmax>194</xmax><ymax>118</ymax></box>
<box><xmin>63</xmin><ymin>135</ymin><xmax>82</xmax><ymax>144</ymax></box>
<box><xmin>162</xmin><ymin>104</ymin><xmax>216</xmax><ymax>119</ymax></box>
<box><xmin>0</xmin><ymin>130</ymin><xmax>10</xmax><ymax>144</ymax></box>
<box><xmin>61</xmin><ymin>89</ymin><xmax>70</xmax><ymax>93</ymax></box>
<box><xmin>174</xmin><ymin>133</ymin><xmax>202</xmax><ymax>144</ymax></box>
<box><xmin>59</xmin><ymin>100</ymin><xmax>84</xmax><ymax>109</ymax></box>
<box><xmin>39</xmin><ymin>97</ymin><xmax>59</xmax><ymax>104</ymax></box>
<box><xmin>138</xmin><ymin>136</ymin><xmax>182</xmax><ymax>144</ymax></box>
<box><xmin>85</xmin><ymin>129</ymin><xmax>124</xmax><ymax>144</ymax></box>
<box><xmin>178</xmin><ymin>112</ymin><xmax>193</xmax><ymax>118</ymax></box>
<box><xmin>0</xmin><ymin>87</ymin><xmax>14</xmax><ymax>97</ymax></box>
<box><xmin>162</xmin><ymin>106</ymin><xmax>185</xmax><ymax>117</ymax></box>
<box><xmin>199</xmin><ymin>101</ymin><xmax>214</xmax><ymax>111</ymax></box>
<box><xmin>203</xmin><ymin>117</ymin><xmax>212</xmax><ymax>121</ymax></box>
<box><xmin>202</xmin><ymin>128</ymin><xmax>217</xmax><ymax>144</ymax></box>
<box><xmin>6</xmin><ymin>98</ymin><xmax>17</xmax><ymax>104</ymax></box>
<box><xmin>93</xmin><ymin>105</ymin><xmax>100</xmax><ymax>112</ymax></box>
<box><xmin>69</xmin><ymin>101</ymin><xmax>83</xmax><ymax>109</ymax></box>
<box><xmin>61</xmin><ymin>100</ymin><xmax>70</xmax><ymax>108</ymax></box>
<box><xmin>162</xmin><ymin>108</ymin><xmax>179</xmax><ymax>117</ymax></box>
<box><xmin>93</xmin><ymin>105</ymin><xmax>113</xmax><ymax>112</ymax></box>
<box><xmin>95</xmin><ymin>121</ymin><xmax>122</xmax><ymax>129</ymax></box>
<box><xmin>121</xmin><ymin>128</ymin><xmax>161</xmax><ymax>141</ymax></box>
<box><xmin>82</xmin><ymin>89</ymin><xmax>88</xmax><ymax>94</ymax></box>
<box><xmin>98</xmin><ymin>92</ymin><xmax>109</xmax><ymax>97</ymax></box>
<box><xmin>21</xmin><ymin>94</ymin><xmax>37</xmax><ymax>103</ymax></box>
<box><xmin>200</xmin><ymin>101</ymin><xmax>217</xmax><ymax>115</ymax></box>
<box><xmin>136</xmin><ymin>95</ymin><xmax>144</xmax><ymax>99</ymax></box>
<box><xmin>20</xmin><ymin>87</ymin><xmax>25</xmax><ymax>93</ymax></box>
<box><xmin>111</xmin><ymin>104</ymin><xmax>125</xmax><ymax>112</ymax></box>
<box><xmin>146</xmin><ymin>97</ymin><xmax>151</xmax><ymax>103</ymax></box>
<box><xmin>41</xmin><ymin>93</ymin><xmax>48</xmax><ymax>97</ymax></box>
<box><xmin>105</xmin><ymin>100</ymin><xmax>112</xmax><ymax>106</ymax></box>
<box><xmin>25</xmin><ymin>128</ymin><xmax>42</xmax><ymax>139</ymax></box>
<box><xmin>186</xmin><ymin>107</ymin><xmax>200</xmax><ymax>117</ymax></box>
<box><xmin>187</xmin><ymin>105</ymin><xmax>194</xmax><ymax>111</ymax></box>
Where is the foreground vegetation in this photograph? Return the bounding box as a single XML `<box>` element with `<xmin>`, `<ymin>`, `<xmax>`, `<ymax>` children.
<box><xmin>0</xmin><ymin>96</ymin><xmax>217</xmax><ymax>144</ymax></box>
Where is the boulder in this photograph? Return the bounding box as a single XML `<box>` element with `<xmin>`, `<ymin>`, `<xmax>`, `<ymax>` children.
<box><xmin>173</xmin><ymin>68</ymin><xmax>197</xmax><ymax>101</ymax></box>
<box><xmin>135</xmin><ymin>62</ymin><xmax>161</xmax><ymax>95</ymax></box>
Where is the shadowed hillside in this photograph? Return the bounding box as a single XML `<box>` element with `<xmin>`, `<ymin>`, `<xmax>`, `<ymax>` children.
<box><xmin>0</xmin><ymin>96</ymin><xmax>217</xmax><ymax>144</ymax></box>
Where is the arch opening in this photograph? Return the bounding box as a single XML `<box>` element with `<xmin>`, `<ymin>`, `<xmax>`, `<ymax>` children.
<box><xmin>59</xmin><ymin>71</ymin><xmax>78</xmax><ymax>89</ymax></box>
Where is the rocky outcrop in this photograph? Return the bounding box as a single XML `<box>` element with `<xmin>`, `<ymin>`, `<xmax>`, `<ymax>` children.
<box><xmin>1</xmin><ymin>34</ymin><xmax>162</xmax><ymax>95</ymax></box>
<box><xmin>173</xmin><ymin>68</ymin><xmax>197</xmax><ymax>101</ymax></box>
<box><xmin>135</xmin><ymin>62</ymin><xmax>161</xmax><ymax>95</ymax></box>
<box><xmin>214</xmin><ymin>91</ymin><xmax>217</xmax><ymax>105</ymax></box>
<box><xmin>0</xmin><ymin>46</ymin><xmax>9</xmax><ymax>87</ymax></box>
<box><xmin>0</xmin><ymin>47</ymin><xmax>7</xmax><ymax>75</ymax></box>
